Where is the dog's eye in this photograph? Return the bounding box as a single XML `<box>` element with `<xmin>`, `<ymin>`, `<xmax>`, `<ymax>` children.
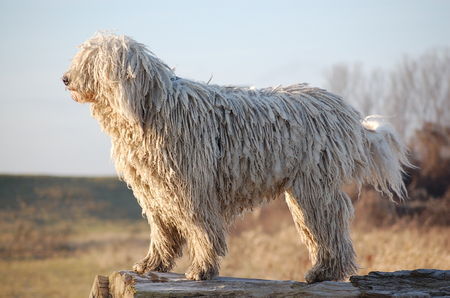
<box><xmin>62</xmin><ymin>76</ymin><xmax>70</xmax><ymax>86</ymax></box>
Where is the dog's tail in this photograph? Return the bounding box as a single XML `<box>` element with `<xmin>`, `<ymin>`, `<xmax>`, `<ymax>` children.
<box><xmin>361</xmin><ymin>115</ymin><xmax>413</xmax><ymax>200</ymax></box>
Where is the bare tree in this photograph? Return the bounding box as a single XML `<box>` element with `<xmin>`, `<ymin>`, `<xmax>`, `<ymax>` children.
<box><xmin>389</xmin><ymin>49</ymin><xmax>450</xmax><ymax>138</ymax></box>
<box><xmin>325</xmin><ymin>48</ymin><xmax>450</xmax><ymax>141</ymax></box>
<box><xmin>324</xmin><ymin>63</ymin><xmax>387</xmax><ymax>117</ymax></box>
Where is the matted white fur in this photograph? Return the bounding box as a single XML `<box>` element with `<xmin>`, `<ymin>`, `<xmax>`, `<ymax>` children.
<box><xmin>63</xmin><ymin>33</ymin><xmax>411</xmax><ymax>283</ymax></box>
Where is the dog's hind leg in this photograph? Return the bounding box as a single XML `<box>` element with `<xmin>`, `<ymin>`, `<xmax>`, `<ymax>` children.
<box><xmin>133</xmin><ymin>212</ymin><xmax>185</xmax><ymax>274</ymax></box>
<box><xmin>285</xmin><ymin>181</ymin><xmax>357</xmax><ymax>283</ymax></box>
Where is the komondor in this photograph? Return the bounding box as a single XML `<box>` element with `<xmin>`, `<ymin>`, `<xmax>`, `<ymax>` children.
<box><xmin>63</xmin><ymin>33</ymin><xmax>411</xmax><ymax>283</ymax></box>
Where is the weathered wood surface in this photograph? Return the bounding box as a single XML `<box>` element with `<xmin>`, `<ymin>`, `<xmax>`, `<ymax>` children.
<box><xmin>350</xmin><ymin>269</ymin><xmax>450</xmax><ymax>297</ymax></box>
<box><xmin>90</xmin><ymin>269</ymin><xmax>450</xmax><ymax>297</ymax></box>
<box><xmin>89</xmin><ymin>275</ymin><xmax>109</xmax><ymax>298</ymax></box>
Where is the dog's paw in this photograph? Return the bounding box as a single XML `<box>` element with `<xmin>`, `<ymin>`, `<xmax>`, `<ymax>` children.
<box><xmin>305</xmin><ymin>267</ymin><xmax>338</xmax><ymax>283</ymax></box>
<box><xmin>133</xmin><ymin>256</ymin><xmax>170</xmax><ymax>274</ymax></box>
<box><xmin>132</xmin><ymin>260</ymin><xmax>148</xmax><ymax>274</ymax></box>
<box><xmin>305</xmin><ymin>259</ymin><xmax>357</xmax><ymax>283</ymax></box>
<box><xmin>185</xmin><ymin>265</ymin><xmax>218</xmax><ymax>281</ymax></box>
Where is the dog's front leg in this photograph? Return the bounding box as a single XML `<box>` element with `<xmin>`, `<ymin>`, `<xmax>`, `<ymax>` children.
<box><xmin>184</xmin><ymin>201</ymin><xmax>228</xmax><ymax>280</ymax></box>
<box><xmin>133</xmin><ymin>212</ymin><xmax>185</xmax><ymax>274</ymax></box>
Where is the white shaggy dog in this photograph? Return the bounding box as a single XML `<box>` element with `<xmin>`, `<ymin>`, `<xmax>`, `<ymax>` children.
<box><xmin>63</xmin><ymin>33</ymin><xmax>410</xmax><ymax>283</ymax></box>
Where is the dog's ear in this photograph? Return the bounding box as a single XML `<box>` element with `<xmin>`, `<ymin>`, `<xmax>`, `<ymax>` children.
<box><xmin>107</xmin><ymin>36</ymin><xmax>172</xmax><ymax>125</ymax></box>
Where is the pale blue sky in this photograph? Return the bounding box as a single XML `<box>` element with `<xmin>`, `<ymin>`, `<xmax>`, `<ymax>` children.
<box><xmin>1</xmin><ymin>0</ymin><xmax>449</xmax><ymax>176</ymax></box>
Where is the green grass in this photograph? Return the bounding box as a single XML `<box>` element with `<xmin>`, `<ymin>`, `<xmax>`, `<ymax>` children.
<box><xmin>0</xmin><ymin>175</ymin><xmax>141</xmax><ymax>219</ymax></box>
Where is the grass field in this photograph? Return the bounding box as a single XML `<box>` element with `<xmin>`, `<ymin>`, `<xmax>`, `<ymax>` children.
<box><xmin>0</xmin><ymin>175</ymin><xmax>449</xmax><ymax>297</ymax></box>
<box><xmin>1</xmin><ymin>216</ymin><xmax>448</xmax><ymax>297</ymax></box>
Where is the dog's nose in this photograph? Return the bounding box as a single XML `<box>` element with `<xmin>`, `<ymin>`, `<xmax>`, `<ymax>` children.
<box><xmin>62</xmin><ymin>75</ymin><xmax>70</xmax><ymax>86</ymax></box>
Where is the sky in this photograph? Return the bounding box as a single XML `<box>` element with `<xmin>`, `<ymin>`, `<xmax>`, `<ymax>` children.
<box><xmin>0</xmin><ymin>0</ymin><xmax>449</xmax><ymax>176</ymax></box>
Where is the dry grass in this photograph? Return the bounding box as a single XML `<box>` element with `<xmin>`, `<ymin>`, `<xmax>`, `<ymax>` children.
<box><xmin>1</xmin><ymin>199</ymin><xmax>449</xmax><ymax>298</ymax></box>
<box><xmin>353</xmin><ymin>225</ymin><xmax>449</xmax><ymax>274</ymax></box>
<box><xmin>216</xmin><ymin>200</ymin><xmax>450</xmax><ymax>280</ymax></box>
<box><xmin>0</xmin><ymin>220</ymin><xmax>149</xmax><ymax>298</ymax></box>
<box><xmin>222</xmin><ymin>224</ymin><xmax>450</xmax><ymax>280</ymax></box>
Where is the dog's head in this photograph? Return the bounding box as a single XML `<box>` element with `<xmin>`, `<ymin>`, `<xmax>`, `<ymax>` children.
<box><xmin>63</xmin><ymin>33</ymin><xmax>173</xmax><ymax>124</ymax></box>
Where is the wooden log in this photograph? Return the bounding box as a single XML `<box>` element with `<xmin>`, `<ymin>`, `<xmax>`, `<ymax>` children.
<box><xmin>89</xmin><ymin>269</ymin><xmax>450</xmax><ymax>297</ymax></box>
<box><xmin>350</xmin><ymin>269</ymin><xmax>450</xmax><ymax>297</ymax></box>
<box><xmin>89</xmin><ymin>275</ymin><xmax>109</xmax><ymax>298</ymax></box>
<box><xmin>91</xmin><ymin>270</ymin><xmax>359</xmax><ymax>297</ymax></box>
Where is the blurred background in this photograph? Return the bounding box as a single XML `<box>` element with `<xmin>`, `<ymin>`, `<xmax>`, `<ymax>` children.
<box><xmin>0</xmin><ymin>1</ymin><xmax>449</xmax><ymax>297</ymax></box>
